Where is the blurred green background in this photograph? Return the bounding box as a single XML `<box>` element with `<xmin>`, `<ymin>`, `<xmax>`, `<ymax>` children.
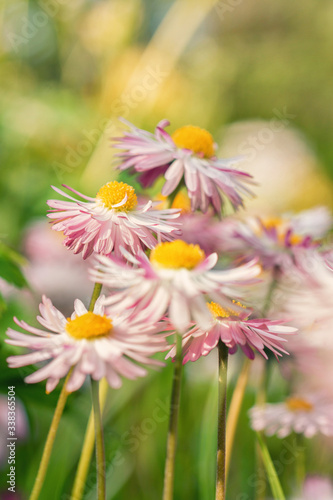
<box><xmin>1</xmin><ymin>0</ymin><xmax>333</xmax><ymax>498</ymax></box>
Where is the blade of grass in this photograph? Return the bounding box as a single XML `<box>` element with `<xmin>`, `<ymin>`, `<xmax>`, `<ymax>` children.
<box><xmin>256</xmin><ymin>432</ymin><xmax>286</xmax><ymax>500</ymax></box>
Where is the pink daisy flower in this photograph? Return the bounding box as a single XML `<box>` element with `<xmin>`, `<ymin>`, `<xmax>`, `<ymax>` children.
<box><xmin>219</xmin><ymin>207</ymin><xmax>332</xmax><ymax>273</ymax></box>
<box><xmin>6</xmin><ymin>295</ymin><xmax>168</xmax><ymax>393</ymax></box>
<box><xmin>249</xmin><ymin>394</ymin><xmax>333</xmax><ymax>438</ymax></box>
<box><xmin>298</xmin><ymin>476</ymin><xmax>333</xmax><ymax>500</ymax></box>
<box><xmin>166</xmin><ymin>300</ymin><xmax>296</xmax><ymax>362</ymax></box>
<box><xmin>47</xmin><ymin>181</ymin><xmax>181</xmax><ymax>259</ymax></box>
<box><xmin>90</xmin><ymin>239</ymin><xmax>261</xmax><ymax>333</ymax></box>
<box><xmin>113</xmin><ymin>119</ymin><xmax>255</xmax><ymax>213</ymax></box>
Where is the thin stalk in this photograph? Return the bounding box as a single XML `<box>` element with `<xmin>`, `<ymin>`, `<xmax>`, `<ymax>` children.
<box><xmin>216</xmin><ymin>341</ymin><xmax>229</xmax><ymax>500</ymax></box>
<box><xmin>30</xmin><ymin>282</ymin><xmax>103</xmax><ymax>500</ymax></box>
<box><xmin>225</xmin><ymin>358</ymin><xmax>251</xmax><ymax>481</ymax></box>
<box><xmin>91</xmin><ymin>378</ymin><xmax>106</xmax><ymax>500</ymax></box>
<box><xmin>71</xmin><ymin>378</ymin><xmax>109</xmax><ymax>500</ymax></box>
<box><xmin>88</xmin><ymin>282</ymin><xmax>102</xmax><ymax>312</ymax></box>
<box><xmin>255</xmin><ymin>272</ymin><xmax>279</xmax><ymax>500</ymax></box>
<box><xmin>257</xmin><ymin>432</ymin><xmax>286</xmax><ymax>500</ymax></box>
<box><xmin>29</xmin><ymin>370</ymin><xmax>72</xmax><ymax>500</ymax></box>
<box><xmin>162</xmin><ymin>333</ymin><xmax>183</xmax><ymax>500</ymax></box>
<box><xmin>295</xmin><ymin>433</ymin><xmax>305</xmax><ymax>494</ymax></box>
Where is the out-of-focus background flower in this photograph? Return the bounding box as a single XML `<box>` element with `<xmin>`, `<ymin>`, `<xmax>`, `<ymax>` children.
<box><xmin>1</xmin><ymin>0</ymin><xmax>333</xmax><ymax>498</ymax></box>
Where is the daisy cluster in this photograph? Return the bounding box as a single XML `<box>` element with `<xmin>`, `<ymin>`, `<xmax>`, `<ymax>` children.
<box><xmin>5</xmin><ymin>118</ymin><xmax>333</xmax><ymax>493</ymax></box>
<box><xmin>6</xmin><ymin>119</ymin><xmax>300</xmax><ymax>393</ymax></box>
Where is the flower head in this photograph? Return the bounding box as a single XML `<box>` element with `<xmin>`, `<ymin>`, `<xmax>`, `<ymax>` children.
<box><xmin>166</xmin><ymin>300</ymin><xmax>296</xmax><ymax>362</ymax></box>
<box><xmin>6</xmin><ymin>295</ymin><xmax>168</xmax><ymax>393</ymax></box>
<box><xmin>47</xmin><ymin>182</ymin><xmax>181</xmax><ymax>259</ymax></box>
<box><xmin>90</xmin><ymin>240</ymin><xmax>261</xmax><ymax>333</ymax></box>
<box><xmin>219</xmin><ymin>207</ymin><xmax>332</xmax><ymax>273</ymax></box>
<box><xmin>249</xmin><ymin>394</ymin><xmax>333</xmax><ymax>438</ymax></box>
<box><xmin>113</xmin><ymin>119</ymin><xmax>255</xmax><ymax>213</ymax></box>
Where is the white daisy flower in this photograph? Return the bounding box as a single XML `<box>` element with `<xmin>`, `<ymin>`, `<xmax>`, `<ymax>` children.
<box><xmin>113</xmin><ymin>119</ymin><xmax>255</xmax><ymax>213</ymax></box>
<box><xmin>90</xmin><ymin>240</ymin><xmax>261</xmax><ymax>333</ymax></box>
<box><xmin>47</xmin><ymin>181</ymin><xmax>181</xmax><ymax>259</ymax></box>
<box><xmin>249</xmin><ymin>395</ymin><xmax>333</xmax><ymax>438</ymax></box>
<box><xmin>6</xmin><ymin>295</ymin><xmax>168</xmax><ymax>393</ymax></box>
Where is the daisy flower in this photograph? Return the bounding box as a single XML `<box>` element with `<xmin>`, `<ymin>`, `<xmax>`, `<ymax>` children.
<box><xmin>5</xmin><ymin>295</ymin><xmax>168</xmax><ymax>393</ymax></box>
<box><xmin>219</xmin><ymin>207</ymin><xmax>332</xmax><ymax>273</ymax></box>
<box><xmin>47</xmin><ymin>181</ymin><xmax>181</xmax><ymax>259</ymax></box>
<box><xmin>113</xmin><ymin>119</ymin><xmax>255</xmax><ymax>213</ymax></box>
<box><xmin>297</xmin><ymin>476</ymin><xmax>333</xmax><ymax>500</ymax></box>
<box><xmin>90</xmin><ymin>239</ymin><xmax>261</xmax><ymax>333</ymax></box>
<box><xmin>249</xmin><ymin>394</ymin><xmax>333</xmax><ymax>438</ymax></box>
<box><xmin>166</xmin><ymin>300</ymin><xmax>296</xmax><ymax>362</ymax></box>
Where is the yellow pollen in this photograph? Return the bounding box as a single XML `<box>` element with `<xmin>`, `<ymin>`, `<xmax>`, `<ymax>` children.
<box><xmin>154</xmin><ymin>191</ymin><xmax>191</xmax><ymax>213</ymax></box>
<box><xmin>171</xmin><ymin>125</ymin><xmax>215</xmax><ymax>158</ymax></box>
<box><xmin>289</xmin><ymin>234</ymin><xmax>303</xmax><ymax>246</ymax></box>
<box><xmin>150</xmin><ymin>240</ymin><xmax>205</xmax><ymax>270</ymax></box>
<box><xmin>286</xmin><ymin>397</ymin><xmax>313</xmax><ymax>412</ymax></box>
<box><xmin>96</xmin><ymin>181</ymin><xmax>137</xmax><ymax>212</ymax></box>
<box><xmin>66</xmin><ymin>312</ymin><xmax>113</xmax><ymax>340</ymax></box>
<box><xmin>171</xmin><ymin>191</ymin><xmax>192</xmax><ymax>213</ymax></box>
<box><xmin>260</xmin><ymin>217</ymin><xmax>303</xmax><ymax>246</ymax></box>
<box><xmin>261</xmin><ymin>216</ymin><xmax>284</xmax><ymax>231</ymax></box>
<box><xmin>207</xmin><ymin>300</ymin><xmax>246</xmax><ymax>319</ymax></box>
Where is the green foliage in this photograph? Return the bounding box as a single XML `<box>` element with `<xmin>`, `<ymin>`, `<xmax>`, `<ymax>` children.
<box><xmin>0</xmin><ymin>243</ymin><xmax>27</xmax><ymax>289</ymax></box>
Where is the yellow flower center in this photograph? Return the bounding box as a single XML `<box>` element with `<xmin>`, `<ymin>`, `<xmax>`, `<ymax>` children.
<box><xmin>171</xmin><ymin>191</ymin><xmax>192</xmax><ymax>213</ymax></box>
<box><xmin>207</xmin><ymin>300</ymin><xmax>246</xmax><ymax>319</ymax></box>
<box><xmin>171</xmin><ymin>125</ymin><xmax>215</xmax><ymax>158</ymax></box>
<box><xmin>96</xmin><ymin>181</ymin><xmax>137</xmax><ymax>212</ymax></box>
<box><xmin>260</xmin><ymin>217</ymin><xmax>303</xmax><ymax>246</ymax></box>
<box><xmin>66</xmin><ymin>312</ymin><xmax>113</xmax><ymax>340</ymax></box>
<box><xmin>261</xmin><ymin>216</ymin><xmax>284</xmax><ymax>231</ymax></box>
<box><xmin>150</xmin><ymin>240</ymin><xmax>205</xmax><ymax>270</ymax></box>
<box><xmin>286</xmin><ymin>397</ymin><xmax>313</xmax><ymax>412</ymax></box>
<box><xmin>154</xmin><ymin>191</ymin><xmax>191</xmax><ymax>213</ymax></box>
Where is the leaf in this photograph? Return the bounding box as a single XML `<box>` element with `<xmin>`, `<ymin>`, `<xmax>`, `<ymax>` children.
<box><xmin>256</xmin><ymin>432</ymin><xmax>286</xmax><ymax>500</ymax></box>
<box><xmin>0</xmin><ymin>291</ymin><xmax>6</xmax><ymax>316</ymax></box>
<box><xmin>0</xmin><ymin>243</ymin><xmax>28</xmax><ymax>288</ymax></box>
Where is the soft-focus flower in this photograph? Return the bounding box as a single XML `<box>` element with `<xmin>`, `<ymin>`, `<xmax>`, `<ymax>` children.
<box><xmin>6</xmin><ymin>296</ymin><xmax>167</xmax><ymax>393</ymax></box>
<box><xmin>281</xmin><ymin>256</ymin><xmax>333</xmax><ymax>349</ymax></box>
<box><xmin>249</xmin><ymin>394</ymin><xmax>333</xmax><ymax>438</ymax></box>
<box><xmin>154</xmin><ymin>190</ymin><xmax>223</xmax><ymax>254</ymax></box>
<box><xmin>47</xmin><ymin>181</ymin><xmax>181</xmax><ymax>259</ymax></box>
<box><xmin>113</xmin><ymin>119</ymin><xmax>255</xmax><ymax>213</ymax></box>
<box><xmin>166</xmin><ymin>300</ymin><xmax>296</xmax><ymax>362</ymax></box>
<box><xmin>23</xmin><ymin>220</ymin><xmax>91</xmax><ymax>311</ymax></box>
<box><xmin>90</xmin><ymin>240</ymin><xmax>260</xmax><ymax>333</ymax></box>
<box><xmin>299</xmin><ymin>476</ymin><xmax>333</xmax><ymax>500</ymax></box>
<box><xmin>219</xmin><ymin>207</ymin><xmax>332</xmax><ymax>273</ymax></box>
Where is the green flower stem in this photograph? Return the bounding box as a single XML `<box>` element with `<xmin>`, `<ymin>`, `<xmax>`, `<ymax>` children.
<box><xmin>29</xmin><ymin>282</ymin><xmax>103</xmax><ymax>500</ymax></box>
<box><xmin>91</xmin><ymin>378</ymin><xmax>106</xmax><ymax>500</ymax></box>
<box><xmin>295</xmin><ymin>433</ymin><xmax>305</xmax><ymax>494</ymax></box>
<box><xmin>225</xmin><ymin>358</ymin><xmax>251</xmax><ymax>481</ymax></box>
<box><xmin>216</xmin><ymin>340</ymin><xmax>229</xmax><ymax>500</ymax></box>
<box><xmin>257</xmin><ymin>432</ymin><xmax>286</xmax><ymax>500</ymax></box>
<box><xmin>29</xmin><ymin>370</ymin><xmax>73</xmax><ymax>500</ymax></box>
<box><xmin>162</xmin><ymin>333</ymin><xmax>183</xmax><ymax>500</ymax></box>
<box><xmin>71</xmin><ymin>378</ymin><xmax>109</xmax><ymax>500</ymax></box>
<box><xmin>255</xmin><ymin>271</ymin><xmax>279</xmax><ymax>500</ymax></box>
<box><xmin>88</xmin><ymin>282</ymin><xmax>102</xmax><ymax>312</ymax></box>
